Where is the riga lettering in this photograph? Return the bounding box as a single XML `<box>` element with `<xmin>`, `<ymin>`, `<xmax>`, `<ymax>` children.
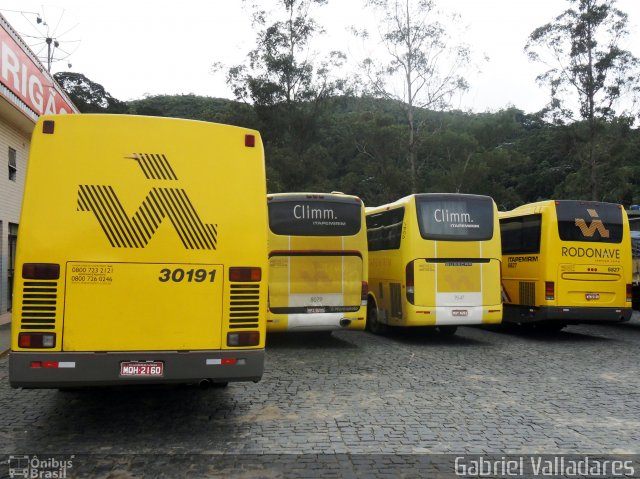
<box><xmin>1</xmin><ymin>27</ymin><xmax>74</xmax><ymax>115</ymax></box>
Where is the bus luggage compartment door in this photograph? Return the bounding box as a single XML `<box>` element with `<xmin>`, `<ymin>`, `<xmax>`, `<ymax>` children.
<box><xmin>269</xmin><ymin>253</ymin><xmax>363</xmax><ymax>314</ymax></box>
<box><xmin>63</xmin><ymin>262</ymin><xmax>223</xmax><ymax>351</ymax></box>
<box><xmin>558</xmin><ymin>264</ymin><xmax>622</xmax><ymax>306</ymax></box>
<box><xmin>413</xmin><ymin>258</ymin><xmax>501</xmax><ymax>316</ymax></box>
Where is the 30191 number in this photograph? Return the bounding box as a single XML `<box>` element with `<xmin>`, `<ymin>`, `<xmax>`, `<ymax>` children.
<box><xmin>158</xmin><ymin>268</ymin><xmax>216</xmax><ymax>283</ymax></box>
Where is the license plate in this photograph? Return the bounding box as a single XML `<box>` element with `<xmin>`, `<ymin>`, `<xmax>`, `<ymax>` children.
<box><xmin>452</xmin><ymin>309</ymin><xmax>468</xmax><ymax>317</ymax></box>
<box><xmin>585</xmin><ymin>293</ymin><xmax>600</xmax><ymax>301</ymax></box>
<box><xmin>120</xmin><ymin>361</ymin><xmax>164</xmax><ymax>377</ymax></box>
<box><xmin>306</xmin><ymin>307</ymin><xmax>326</xmax><ymax>313</ymax></box>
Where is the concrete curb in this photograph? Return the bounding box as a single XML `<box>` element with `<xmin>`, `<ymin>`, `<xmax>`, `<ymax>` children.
<box><xmin>0</xmin><ymin>318</ymin><xmax>11</xmax><ymax>358</ymax></box>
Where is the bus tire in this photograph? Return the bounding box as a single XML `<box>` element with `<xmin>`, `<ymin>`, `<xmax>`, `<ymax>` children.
<box><xmin>367</xmin><ymin>301</ymin><xmax>388</xmax><ymax>335</ymax></box>
<box><xmin>437</xmin><ymin>325</ymin><xmax>458</xmax><ymax>336</ymax></box>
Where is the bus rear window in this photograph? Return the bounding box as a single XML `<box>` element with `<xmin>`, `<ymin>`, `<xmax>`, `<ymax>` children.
<box><xmin>416</xmin><ymin>195</ymin><xmax>494</xmax><ymax>241</ymax></box>
<box><xmin>268</xmin><ymin>200</ymin><xmax>362</xmax><ymax>236</ymax></box>
<box><xmin>555</xmin><ymin>201</ymin><xmax>623</xmax><ymax>244</ymax></box>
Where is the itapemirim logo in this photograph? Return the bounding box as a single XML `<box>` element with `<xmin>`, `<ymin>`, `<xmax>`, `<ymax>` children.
<box><xmin>77</xmin><ymin>153</ymin><xmax>217</xmax><ymax>250</ymax></box>
<box><xmin>575</xmin><ymin>208</ymin><xmax>610</xmax><ymax>239</ymax></box>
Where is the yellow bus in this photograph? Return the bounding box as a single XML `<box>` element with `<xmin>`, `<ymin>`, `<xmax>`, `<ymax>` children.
<box><xmin>267</xmin><ymin>193</ymin><xmax>368</xmax><ymax>332</ymax></box>
<box><xmin>10</xmin><ymin>114</ymin><xmax>268</xmax><ymax>388</ymax></box>
<box><xmin>499</xmin><ymin>200</ymin><xmax>632</xmax><ymax>330</ymax></box>
<box><xmin>366</xmin><ymin>193</ymin><xmax>502</xmax><ymax>335</ymax></box>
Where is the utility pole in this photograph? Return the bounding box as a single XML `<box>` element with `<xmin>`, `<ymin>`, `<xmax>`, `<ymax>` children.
<box><xmin>45</xmin><ymin>36</ymin><xmax>60</xmax><ymax>72</ymax></box>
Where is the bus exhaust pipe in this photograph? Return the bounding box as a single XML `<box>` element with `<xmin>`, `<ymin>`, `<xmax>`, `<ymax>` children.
<box><xmin>339</xmin><ymin>318</ymin><xmax>351</xmax><ymax>328</ymax></box>
<box><xmin>199</xmin><ymin>379</ymin><xmax>212</xmax><ymax>390</ymax></box>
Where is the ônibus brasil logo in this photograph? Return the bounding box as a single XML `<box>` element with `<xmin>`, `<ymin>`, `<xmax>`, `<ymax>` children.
<box><xmin>77</xmin><ymin>153</ymin><xmax>217</xmax><ymax>249</ymax></box>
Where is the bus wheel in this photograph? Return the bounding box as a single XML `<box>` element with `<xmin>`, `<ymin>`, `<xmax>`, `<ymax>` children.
<box><xmin>367</xmin><ymin>302</ymin><xmax>388</xmax><ymax>335</ymax></box>
<box><xmin>437</xmin><ymin>325</ymin><xmax>458</xmax><ymax>336</ymax></box>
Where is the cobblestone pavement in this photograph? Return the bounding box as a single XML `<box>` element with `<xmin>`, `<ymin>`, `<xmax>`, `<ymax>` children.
<box><xmin>1</xmin><ymin>316</ymin><xmax>639</xmax><ymax>477</ymax></box>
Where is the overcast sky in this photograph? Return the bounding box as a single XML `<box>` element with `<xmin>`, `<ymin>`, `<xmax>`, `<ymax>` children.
<box><xmin>2</xmin><ymin>0</ymin><xmax>640</xmax><ymax>114</ymax></box>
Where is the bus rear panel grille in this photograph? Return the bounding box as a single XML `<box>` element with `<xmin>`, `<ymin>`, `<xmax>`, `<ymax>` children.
<box><xmin>21</xmin><ymin>280</ymin><xmax>58</xmax><ymax>330</ymax></box>
<box><xmin>519</xmin><ymin>281</ymin><xmax>536</xmax><ymax>306</ymax></box>
<box><xmin>390</xmin><ymin>283</ymin><xmax>402</xmax><ymax>319</ymax></box>
<box><xmin>228</xmin><ymin>283</ymin><xmax>260</xmax><ymax>329</ymax></box>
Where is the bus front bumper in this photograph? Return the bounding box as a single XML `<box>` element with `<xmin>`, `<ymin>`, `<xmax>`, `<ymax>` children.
<box><xmin>9</xmin><ymin>349</ymin><xmax>264</xmax><ymax>389</ymax></box>
<box><xmin>503</xmin><ymin>305</ymin><xmax>632</xmax><ymax>324</ymax></box>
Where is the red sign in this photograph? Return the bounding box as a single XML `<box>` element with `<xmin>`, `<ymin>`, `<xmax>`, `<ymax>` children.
<box><xmin>1</xmin><ymin>21</ymin><xmax>76</xmax><ymax>116</ymax></box>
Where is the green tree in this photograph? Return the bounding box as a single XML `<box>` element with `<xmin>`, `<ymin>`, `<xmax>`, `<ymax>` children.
<box><xmin>223</xmin><ymin>0</ymin><xmax>347</xmax><ymax>192</ymax></box>
<box><xmin>53</xmin><ymin>72</ymin><xmax>128</xmax><ymax>113</ymax></box>
<box><xmin>525</xmin><ymin>0</ymin><xmax>640</xmax><ymax>200</ymax></box>
<box><xmin>355</xmin><ymin>0</ymin><xmax>470</xmax><ymax>193</ymax></box>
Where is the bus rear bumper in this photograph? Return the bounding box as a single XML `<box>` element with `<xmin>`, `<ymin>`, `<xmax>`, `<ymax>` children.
<box><xmin>9</xmin><ymin>349</ymin><xmax>264</xmax><ymax>389</ymax></box>
<box><xmin>267</xmin><ymin>311</ymin><xmax>366</xmax><ymax>332</ymax></box>
<box><xmin>503</xmin><ymin>305</ymin><xmax>632</xmax><ymax>324</ymax></box>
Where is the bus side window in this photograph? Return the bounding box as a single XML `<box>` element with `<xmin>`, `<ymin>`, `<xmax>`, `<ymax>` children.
<box><xmin>367</xmin><ymin>208</ymin><xmax>405</xmax><ymax>251</ymax></box>
<box><xmin>500</xmin><ymin>214</ymin><xmax>541</xmax><ymax>255</ymax></box>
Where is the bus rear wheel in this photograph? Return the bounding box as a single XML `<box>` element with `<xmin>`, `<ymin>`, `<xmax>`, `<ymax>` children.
<box><xmin>366</xmin><ymin>302</ymin><xmax>388</xmax><ymax>335</ymax></box>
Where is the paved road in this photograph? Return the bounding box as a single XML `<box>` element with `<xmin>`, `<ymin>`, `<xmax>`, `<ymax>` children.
<box><xmin>1</xmin><ymin>317</ymin><xmax>639</xmax><ymax>477</ymax></box>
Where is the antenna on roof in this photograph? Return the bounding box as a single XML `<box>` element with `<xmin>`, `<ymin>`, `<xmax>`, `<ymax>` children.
<box><xmin>1</xmin><ymin>7</ymin><xmax>81</xmax><ymax>72</ymax></box>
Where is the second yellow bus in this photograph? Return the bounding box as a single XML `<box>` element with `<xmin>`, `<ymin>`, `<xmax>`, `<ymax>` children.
<box><xmin>267</xmin><ymin>193</ymin><xmax>368</xmax><ymax>332</ymax></box>
<box><xmin>366</xmin><ymin>193</ymin><xmax>503</xmax><ymax>335</ymax></box>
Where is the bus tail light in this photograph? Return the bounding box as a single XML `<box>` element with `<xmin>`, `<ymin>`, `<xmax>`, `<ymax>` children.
<box><xmin>22</xmin><ymin>263</ymin><xmax>60</xmax><ymax>280</ymax></box>
<box><xmin>18</xmin><ymin>332</ymin><xmax>56</xmax><ymax>348</ymax></box>
<box><xmin>406</xmin><ymin>261</ymin><xmax>415</xmax><ymax>304</ymax></box>
<box><xmin>227</xmin><ymin>331</ymin><xmax>260</xmax><ymax>347</ymax></box>
<box><xmin>30</xmin><ymin>361</ymin><xmax>59</xmax><ymax>368</ymax></box>
<box><xmin>545</xmin><ymin>281</ymin><xmax>555</xmax><ymax>301</ymax></box>
<box><xmin>361</xmin><ymin>281</ymin><xmax>368</xmax><ymax>301</ymax></box>
<box><xmin>229</xmin><ymin>267</ymin><xmax>261</xmax><ymax>282</ymax></box>
<box><xmin>627</xmin><ymin>284</ymin><xmax>632</xmax><ymax>302</ymax></box>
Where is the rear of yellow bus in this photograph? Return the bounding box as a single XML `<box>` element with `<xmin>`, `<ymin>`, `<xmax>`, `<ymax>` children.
<box><xmin>404</xmin><ymin>194</ymin><xmax>503</xmax><ymax>329</ymax></box>
<box><xmin>10</xmin><ymin>114</ymin><xmax>268</xmax><ymax>388</ymax></box>
<box><xmin>540</xmin><ymin>201</ymin><xmax>631</xmax><ymax>323</ymax></box>
<box><xmin>267</xmin><ymin>193</ymin><xmax>367</xmax><ymax>332</ymax></box>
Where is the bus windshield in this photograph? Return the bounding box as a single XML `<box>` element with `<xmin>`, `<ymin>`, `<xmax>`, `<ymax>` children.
<box><xmin>555</xmin><ymin>201</ymin><xmax>623</xmax><ymax>244</ymax></box>
<box><xmin>268</xmin><ymin>199</ymin><xmax>362</xmax><ymax>236</ymax></box>
<box><xmin>416</xmin><ymin>195</ymin><xmax>494</xmax><ymax>241</ymax></box>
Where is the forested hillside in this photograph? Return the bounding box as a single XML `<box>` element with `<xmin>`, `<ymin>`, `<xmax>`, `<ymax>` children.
<box><xmin>125</xmin><ymin>94</ymin><xmax>640</xmax><ymax>209</ymax></box>
<box><xmin>53</xmin><ymin>0</ymin><xmax>640</xmax><ymax>210</ymax></box>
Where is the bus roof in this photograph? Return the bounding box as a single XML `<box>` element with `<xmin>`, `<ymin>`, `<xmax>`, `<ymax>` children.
<box><xmin>267</xmin><ymin>192</ymin><xmax>362</xmax><ymax>204</ymax></box>
<box><xmin>365</xmin><ymin>193</ymin><xmax>494</xmax><ymax>215</ymax></box>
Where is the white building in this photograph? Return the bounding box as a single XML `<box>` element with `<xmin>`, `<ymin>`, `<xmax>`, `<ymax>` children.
<box><xmin>0</xmin><ymin>13</ymin><xmax>78</xmax><ymax>314</ymax></box>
